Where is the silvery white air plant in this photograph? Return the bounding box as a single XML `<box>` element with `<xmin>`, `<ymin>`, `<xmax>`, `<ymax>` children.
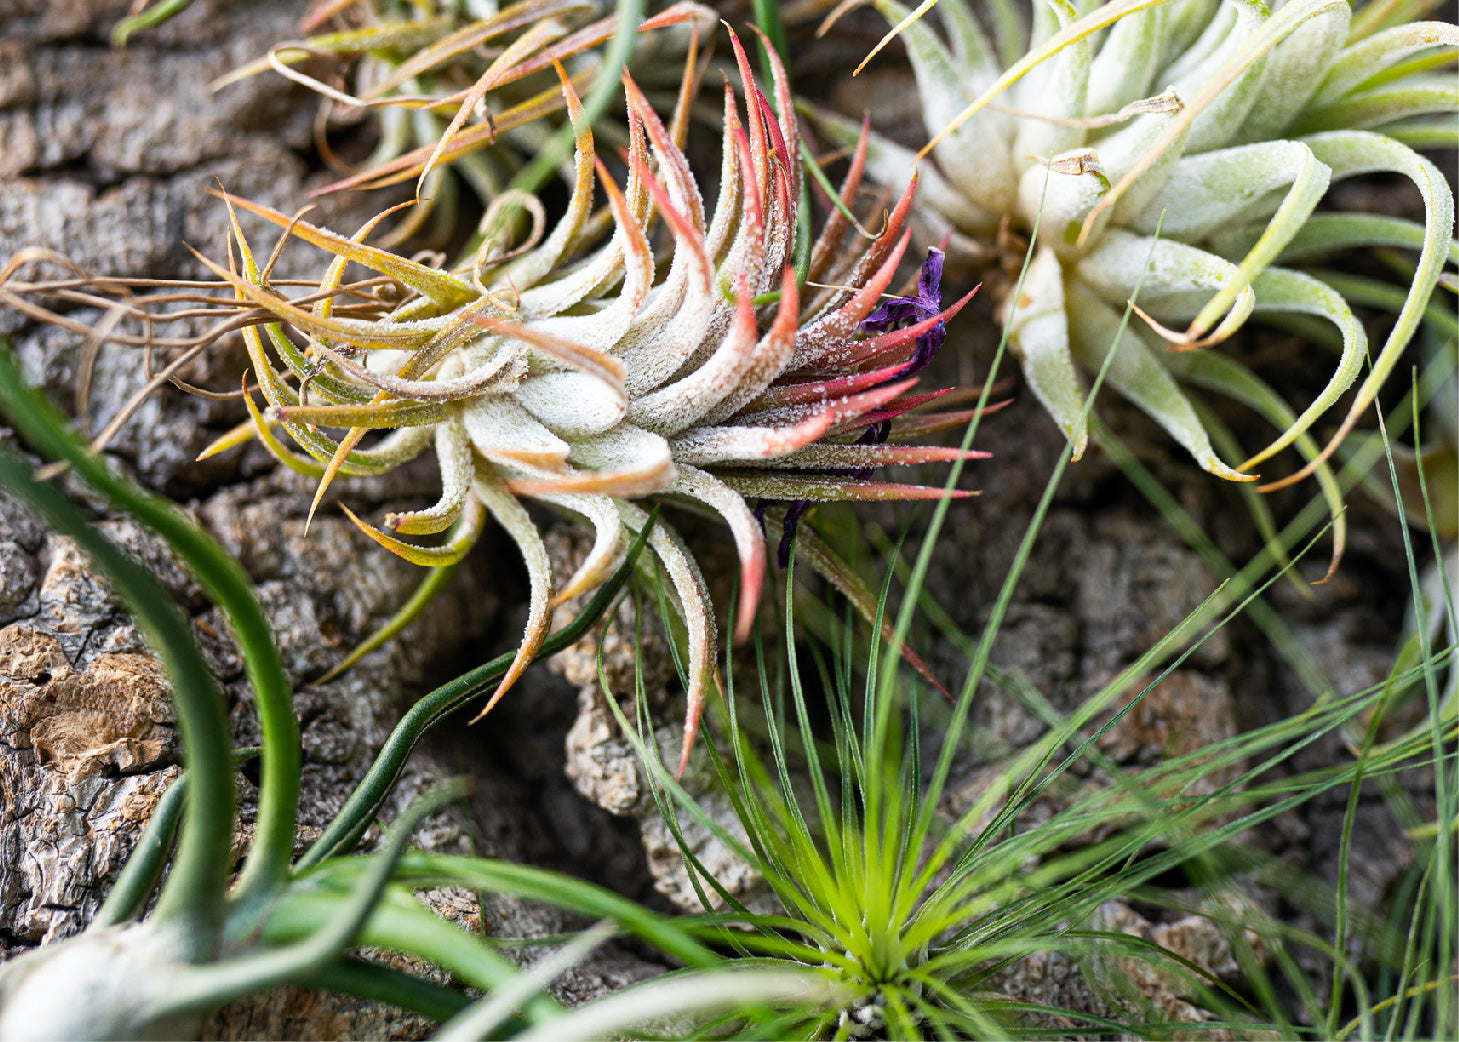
<box><xmin>821</xmin><ymin>0</ymin><xmax>1455</xmax><ymax>510</ymax></box>
<box><xmin>201</xmin><ymin>34</ymin><xmax>982</xmax><ymax>774</ymax></box>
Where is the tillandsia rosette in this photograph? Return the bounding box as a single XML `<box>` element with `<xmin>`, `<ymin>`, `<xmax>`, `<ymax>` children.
<box><xmin>189</xmin><ymin>34</ymin><xmax>983</xmax><ymax>774</ymax></box>
<box><xmin>818</xmin><ymin>0</ymin><xmax>1456</xmax><ymax>524</ymax></box>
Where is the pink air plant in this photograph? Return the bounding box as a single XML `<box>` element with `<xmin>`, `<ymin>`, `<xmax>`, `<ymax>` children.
<box><xmin>177</xmin><ymin>32</ymin><xmax>987</xmax><ymax>774</ymax></box>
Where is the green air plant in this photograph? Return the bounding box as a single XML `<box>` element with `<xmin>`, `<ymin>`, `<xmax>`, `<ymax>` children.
<box><xmin>153</xmin><ymin>34</ymin><xmax>984</xmax><ymax>776</ymax></box>
<box><xmin>818</xmin><ymin>0</ymin><xmax>1456</xmax><ymax>514</ymax></box>
<box><xmin>607</xmin><ymin>507</ymin><xmax>1457</xmax><ymax>1039</ymax></box>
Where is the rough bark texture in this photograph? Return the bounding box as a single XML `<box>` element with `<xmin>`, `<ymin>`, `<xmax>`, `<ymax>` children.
<box><xmin>0</xmin><ymin>0</ymin><xmax>1435</xmax><ymax>1037</ymax></box>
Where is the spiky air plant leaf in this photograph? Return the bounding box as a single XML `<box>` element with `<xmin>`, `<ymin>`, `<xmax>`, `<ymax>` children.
<box><xmin>816</xmin><ymin>0</ymin><xmax>1457</xmax><ymax>560</ymax></box>
<box><xmin>179</xmin><ymin>33</ymin><xmax>984</xmax><ymax>776</ymax></box>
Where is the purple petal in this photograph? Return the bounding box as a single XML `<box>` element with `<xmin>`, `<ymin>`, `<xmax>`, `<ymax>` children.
<box><xmin>861</xmin><ymin>247</ymin><xmax>944</xmax><ymax>333</ymax></box>
<box><xmin>916</xmin><ymin>247</ymin><xmax>944</xmax><ymax>304</ymax></box>
<box><xmin>858</xmin><ymin>247</ymin><xmax>947</xmax><ymax>382</ymax></box>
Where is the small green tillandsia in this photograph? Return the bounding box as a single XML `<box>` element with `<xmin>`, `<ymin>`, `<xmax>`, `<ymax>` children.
<box><xmin>0</xmin><ymin>341</ymin><xmax>830</xmax><ymax>1041</ymax></box>
<box><xmin>182</xmin><ymin>31</ymin><xmax>988</xmax><ymax>776</ymax></box>
<box><xmin>594</xmin><ymin>499</ymin><xmax>1399</xmax><ymax>1039</ymax></box>
<box><xmin>814</xmin><ymin>0</ymin><xmax>1457</xmax><ymax>568</ymax></box>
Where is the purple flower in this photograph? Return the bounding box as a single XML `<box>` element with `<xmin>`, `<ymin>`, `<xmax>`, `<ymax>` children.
<box><xmin>760</xmin><ymin>248</ymin><xmax>948</xmax><ymax>566</ymax></box>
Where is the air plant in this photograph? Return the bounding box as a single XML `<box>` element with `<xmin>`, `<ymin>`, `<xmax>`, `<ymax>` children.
<box><xmin>816</xmin><ymin>0</ymin><xmax>1455</xmax><ymax>523</ymax></box>
<box><xmin>183</xmin><ymin>33</ymin><xmax>983</xmax><ymax>775</ymax></box>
